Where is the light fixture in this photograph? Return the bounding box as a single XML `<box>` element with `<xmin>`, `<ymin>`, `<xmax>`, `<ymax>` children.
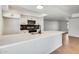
<box><xmin>36</xmin><ymin>5</ymin><xmax>43</xmax><ymax>9</ymax></box>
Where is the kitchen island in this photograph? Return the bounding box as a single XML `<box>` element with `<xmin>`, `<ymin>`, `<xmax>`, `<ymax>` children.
<box><xmin>0</xmin><ymin>31</ymin><xmax>63</xmax><ymax>54</ymax></box>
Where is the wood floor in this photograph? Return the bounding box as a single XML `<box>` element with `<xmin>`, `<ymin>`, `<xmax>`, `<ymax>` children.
<box><xmin>51</xmin><ymin>36</ymin><xmax>79</xmax><ymax>54</ymax></box>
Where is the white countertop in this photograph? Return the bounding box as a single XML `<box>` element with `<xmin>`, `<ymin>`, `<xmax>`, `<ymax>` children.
<box><xmin>0</xmin><ymin>31</ymin><xmax>64</xmax><ymax>48</ymax></box>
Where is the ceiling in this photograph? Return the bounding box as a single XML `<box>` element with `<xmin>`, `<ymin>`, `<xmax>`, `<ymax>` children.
<box><xmin>10</xmin><ymin>5</ymin><xmax>79</xmax><ymax>21</ymax></box>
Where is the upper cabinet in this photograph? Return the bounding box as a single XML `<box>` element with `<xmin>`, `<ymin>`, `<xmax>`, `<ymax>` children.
<box><xmin>3</xmin><ymin>12</ymin><xmax>20</xmax><ymax>19</ymax></box>
<box><xmin>2</xmin><ymin>5</ymin><xmax>21</xmax><ymax>19</ymax></box>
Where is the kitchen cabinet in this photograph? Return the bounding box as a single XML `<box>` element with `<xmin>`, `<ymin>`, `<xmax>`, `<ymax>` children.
<box><xmin>3</xmin><ymin>11</ymin><xmax>21</xmax><ymax>34</ymax></box>
<box><xmin>3</xmin><ymin>12</ymin><xmax>20</xmax><ymax>18</ymax></box>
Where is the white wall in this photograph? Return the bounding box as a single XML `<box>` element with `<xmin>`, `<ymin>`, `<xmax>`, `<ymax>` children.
<box><xmin>44</xmin><ymin>20</ymin><xmax>68</xmax><ymax>31</ymax></box>
<box><xmin>44</xmin><ymin>20</ymin><xmax>59</xmax><ymax>31</ymax></box>
<box><xmin>69</xmin><ymin>18</ymin><xmax>79</xmax><ymax>37</ymax></box>
<box><xmin>59</xmin><ymin>21</ymin><xmax>68</xmax><ymax>31</ymax></box>
<box><xmin>0</xmin><ymin>6</ymin><xmax>3</xmax><ymax>35</ymax></box>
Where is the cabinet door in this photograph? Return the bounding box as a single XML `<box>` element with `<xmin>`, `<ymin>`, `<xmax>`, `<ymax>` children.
<box><xmin>3</xmin><ymin>18</ymin><xmax>20</xmax><ymax>34</ymax></box>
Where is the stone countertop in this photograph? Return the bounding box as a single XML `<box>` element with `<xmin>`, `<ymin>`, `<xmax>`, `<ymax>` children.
<box><xmin>0</xmin><ymin>31</ymin><xmax>64</xmax><ymax>48</ymax></box>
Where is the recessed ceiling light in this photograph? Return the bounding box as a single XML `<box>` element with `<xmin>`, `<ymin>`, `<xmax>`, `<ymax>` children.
<box><xmin>36</xmin><ymin>5</ymin><xmax>43</xmax><ymax>9</ymax></box>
